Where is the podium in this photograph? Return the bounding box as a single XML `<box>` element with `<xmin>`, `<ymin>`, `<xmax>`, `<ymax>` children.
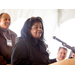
<box><xmin>49</xmin><ymin>59</ymin><xmax>75</xmax><ymax>65</ymax></box>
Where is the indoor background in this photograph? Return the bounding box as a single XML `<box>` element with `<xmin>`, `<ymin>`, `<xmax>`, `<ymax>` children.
<box><xmin>0</xmin><ymin>9</ymin><xmax>75</xmax><ymax>59</ymax></box>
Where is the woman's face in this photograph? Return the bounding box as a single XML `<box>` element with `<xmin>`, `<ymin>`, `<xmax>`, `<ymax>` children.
<box><xmin>30</xmin><ymin>22</ymin><xmax>43</xmax><ymax>41</ymax></box>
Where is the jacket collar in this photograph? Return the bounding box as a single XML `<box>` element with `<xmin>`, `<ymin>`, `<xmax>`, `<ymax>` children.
<box><xmin>0</xmin><ymin>29</ymin><xmax>5</xmax><ymax>38</ymax></box>
<box><xmin>27</xmin><ymin>36</ymin><xmax>39</xmax><ymax>46</ymax></box>
<box><xmin>29</xmin><ymin>37</ymin><xmax>48</xmax><ymax>54</ymax></box>
<box><xmin>28</xmin><ymin>36</ymin><xmax>44</xmax><ymax>47</ymax></box>
<box><xmin>0</xmin><ymin>29</ymin><xmax>3</xmax><ymax>34</ymax></box>
<box><xmin>0</xmin><ymin>28</ymin><xmax>15</xmax><ymax>35</ymax></box>
<box><xmin>0</xmin><ymin>26</ymin><xmax>8</xmax><ymax>32</ymax></box>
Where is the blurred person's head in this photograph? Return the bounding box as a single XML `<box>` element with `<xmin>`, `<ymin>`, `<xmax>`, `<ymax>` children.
<box><xmin>0</xmin><ymin>13</ymin><xmax>11</xmax><ymax>29</ymax></box>
<box><xmin>57</xmin><ymin>47</ymin><xmax>67</xmax><ymax>61</ymax></box>
<box><xmin>21</xmin><ymin>17</ymin><xmax>44</xmax><ymax>41</ymax></box>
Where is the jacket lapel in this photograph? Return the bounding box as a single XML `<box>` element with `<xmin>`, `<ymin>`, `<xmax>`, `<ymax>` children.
<box><xmin>0</xmin><ymin>29</ymin><xmax>5</xmax><ymax>38</ymax></box>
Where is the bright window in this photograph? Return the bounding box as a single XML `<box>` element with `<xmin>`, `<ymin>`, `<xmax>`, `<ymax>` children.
<box><xmin>59</xmin><ymin>18</ymin><xmax>75</xmax><ymax>59</ymax></box>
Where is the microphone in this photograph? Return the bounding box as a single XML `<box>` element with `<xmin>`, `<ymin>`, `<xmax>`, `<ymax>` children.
<box><xmin>53</xmin><ymin>36</ymin><xmax>65</xmax><ymax>44</ymax></box>
<box><xmin>52</xmin><ymin>36</ymin><xmax>75</xmax><ymax>53</ymax></box>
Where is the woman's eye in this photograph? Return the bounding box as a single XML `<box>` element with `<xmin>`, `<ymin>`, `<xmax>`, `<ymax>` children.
<box><xmin>40</xmin><ymin>27</ymin><xmax>42</xmax><ymax>29</ymax></box>
<box><xmin>35</xmin><ymin>27</ymin><xmax>38</xmax><ymax>29</ymax></box>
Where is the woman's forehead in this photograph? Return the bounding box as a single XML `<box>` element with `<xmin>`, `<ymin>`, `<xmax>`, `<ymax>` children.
<box><xmin>32</xmin><ymin>22</ymin><xmax>42</xmax><ymax>26</ymax></box>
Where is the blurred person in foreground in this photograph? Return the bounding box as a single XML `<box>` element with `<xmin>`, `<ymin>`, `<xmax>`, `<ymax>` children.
<box><xmin>11</xmin><ymin>17</ymin><xmax>51</xmax><ymax>65</ymax></box>
<box><xmin>0</xmin><ymin>13</ymin><xmax>17</xmax><ymax>65</ymax></box>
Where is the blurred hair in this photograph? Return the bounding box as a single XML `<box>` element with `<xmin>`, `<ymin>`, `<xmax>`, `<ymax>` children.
<box><xmin>58</xmin><ymin>47</ymin><xmax>67</xmax><ymax>52</ymax></box>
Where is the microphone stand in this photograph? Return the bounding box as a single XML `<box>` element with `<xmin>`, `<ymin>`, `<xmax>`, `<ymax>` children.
<box><xmin>53</xmin><ymin>36</ymin><xmax>75</xmax><ymax>53</ymax></box>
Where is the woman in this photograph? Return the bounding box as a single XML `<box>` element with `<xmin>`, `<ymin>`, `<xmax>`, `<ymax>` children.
<box><xmin>11</xmin><ymin>17</ymin><xmax>50</xmax><ymax>65</ymax></box>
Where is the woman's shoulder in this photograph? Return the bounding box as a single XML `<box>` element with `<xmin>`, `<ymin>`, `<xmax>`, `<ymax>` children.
<box><xmin>17</xmin><ymin>37</ymin><xmax>30</xmax><ymax>43</ymax></box>
<box><xmin>17</xmin><ymin>37</ymin><xmax>26</xmax><ymax>41</ymax></box>
<box><xmin>15</xmin><ymin>37</ymin><xmax>28</xmax><ymax>48</ymax></box>
<box><xmin>15</xmin><ymin>37</ymin><xmax>31</xmax><ymax>51</ymax></box>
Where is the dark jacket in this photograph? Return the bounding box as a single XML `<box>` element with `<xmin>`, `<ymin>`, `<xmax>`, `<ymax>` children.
<box><xmin>50</xmin><ymin>58</ymin><xmax>57</xmax><ymax>64</ymax></box>
<box><xmin>0</xmin><ymin>29</ymin><xmax>17</xmax><ymax>64</ymax></box>
<box><xmin>11</xmin><ymin>37</ymin><xmax>50</xmax><ymax>65</ymax></box>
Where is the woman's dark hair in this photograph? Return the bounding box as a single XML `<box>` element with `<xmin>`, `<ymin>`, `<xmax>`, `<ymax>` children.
<box><xmin>21</xmin><ymin>17</ymin><xmax>44</xmax><ymax>41</ymax></box>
